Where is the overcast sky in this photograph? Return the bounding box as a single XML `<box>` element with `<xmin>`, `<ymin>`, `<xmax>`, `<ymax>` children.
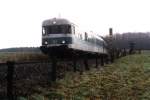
<box><xmin>0</xmin><ymin>0</ymin><xmax>150</xmax><ymax>49</ymax></box>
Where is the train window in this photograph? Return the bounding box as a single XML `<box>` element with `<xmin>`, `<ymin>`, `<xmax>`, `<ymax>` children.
<box><xmin>62</xmin><ymin>25</ymin><xmax>71</xmax><ymax>33</ymax></box>
<box><xmin>51</xmin><ymin>26</ymin><xmax>58</xmax><ymax>33</ymax></box>
<box><xmin>72</xmin><ymin>26</ymin><xmax>75</xmax><ymax>34</ymax></box>
<box><xmin>44</xmin><ymin>26</ymin><xmax>52</xmax><ymax>34</ymax></box>
<box><xmin>68</xmin><ymin>25</ymin><xmax>71</xmax><ymax>33</ymax></box>
<box><xmin>42</xmin><ymin>27</ymin><xmax>46</xmax><ymax>35</ymax></box>
<box><xmin>74</xmin><ymin>27</ymin><xmax>75</xmax><ymax>34</ymax></box>
<box><xmin>44</xmin><ymin>25</ymin><xmax>71</xmax><ymax>34</ymax></box>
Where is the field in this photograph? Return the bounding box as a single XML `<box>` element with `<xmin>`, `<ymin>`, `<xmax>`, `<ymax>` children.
<box><xmin>0</xmin><ymin>52</ymin><xmax>49</xmax><ymax>63</ymax></box>
<box><xmin>14</xmin><ymin>52</ymin><xmax>150</xmax><ymax>100</ymax></box>
<box><xmin>1</xmin><ymin>52</ymin><xmax>150</xmax><ymax>99</ymax></box>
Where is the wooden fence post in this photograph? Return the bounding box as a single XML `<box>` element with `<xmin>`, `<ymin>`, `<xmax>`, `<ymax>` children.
<box><xmin>6</xmin><ymin>61</ymin><xmax>15</xmax><ymax>100</ymax></box>
<box><xmin>84</xmin><ymin>55</ymin><xmax>89</xmax><ymax>70</ymax></box>
<box><xmin>51</xmin><ymin>56</ymin><xmax>57</xmax><ymax>82</ymax></box>
<box><xmin>105</xmin><ymin>55</ymin><xmax>109</xmax><ymax>64</ymax></box>
<box><xmin>110</xmin><ymin>53</ymin><xmax>114</xmax><ymax>63</ymax></box>
<box><xmin>73</xmin><ymin>57</ymin><xmax>77</xmax><ymax>72</ymax></box>
<box><xmin>100</xmin><ymin>55</ymin><xmax>104</xmax><ymax>66</ymax></box>
<box><xmin>95</xmin><ymin>56</ymin><xmax>98</xmax><ymax>68</ymax></box>
<box><xmin>72</xmin><ymin>54</ymin><xmax>77</xmax><ymax>72</ymax></box>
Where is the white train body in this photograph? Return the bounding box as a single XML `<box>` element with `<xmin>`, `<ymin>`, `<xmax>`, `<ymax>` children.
<box><xmin>41</xmin><ymin>18</ymin><xmax>107</xmax><ymax>55</ymax></box>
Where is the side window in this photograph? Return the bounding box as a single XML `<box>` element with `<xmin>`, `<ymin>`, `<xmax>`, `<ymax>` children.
<box><xmin>67</xmin><ymin>25</ymin><xmax>71</xmax><ymax>33</ymax></box>
<box><xmin>72</xmin><ymin>26</ymin><xmax>75</xmax><ymax>34</ymax></box>
<box><xmin>73</xmin><ymin>26</ymin><xmax>75</xmax><ymax>34</ymax></box>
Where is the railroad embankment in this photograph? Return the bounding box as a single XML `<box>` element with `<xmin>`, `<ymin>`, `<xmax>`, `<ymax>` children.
<box><xmin>1</xmin><ymin>52</ymin><xmax>150</xmax><ymax>99</ymax></box>
<box><xmin>17</xmin><ymin>52</ymin><xmax>150</xmax><ymax>100</ymax></box>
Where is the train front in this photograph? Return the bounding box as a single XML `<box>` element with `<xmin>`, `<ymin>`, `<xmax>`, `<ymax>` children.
<box><xmin>40</xmin><ymin>18</ymin><xmax>74</xmax><ymax>56</ymax></box>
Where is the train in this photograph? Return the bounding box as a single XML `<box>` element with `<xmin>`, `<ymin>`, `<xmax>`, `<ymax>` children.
<box><xmin>40</xmin><ymin>18</ymin><xmax>108</xmax><ymax>57</ymax></box>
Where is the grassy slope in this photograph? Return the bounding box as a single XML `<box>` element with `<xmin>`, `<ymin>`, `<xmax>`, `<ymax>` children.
<box><xmin>8</xmin><ymin>52</ymin><xmax>150</xmax><ymax>100</ymax></box>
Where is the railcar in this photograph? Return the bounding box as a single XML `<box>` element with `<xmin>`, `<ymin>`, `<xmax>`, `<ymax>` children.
<box><xmin>40</xmin><ymin>18</ymin><xmax>107</xmax><ymax>57</ymax></box>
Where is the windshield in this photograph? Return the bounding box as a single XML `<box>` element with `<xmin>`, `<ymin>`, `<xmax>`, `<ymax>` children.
<box><xmin>43</xmin><ymin>25</ymin><xmax>71</xmax><ymax>34</ymax></box>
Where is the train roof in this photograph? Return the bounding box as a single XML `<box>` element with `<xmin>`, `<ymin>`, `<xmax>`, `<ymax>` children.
<box><xmin>42</xmin><ymin>18</ymin><xmax>73</xmax><ymax>26</ymax></box>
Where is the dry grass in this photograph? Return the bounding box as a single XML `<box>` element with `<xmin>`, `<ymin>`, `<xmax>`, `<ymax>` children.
<box><xmin>17</xmin><ymin>52</ymin><xmax>150</xmax><ymax>100</ymax></box>
<box><xmin>0</xmin><ymin>52</ymin><xmax>49</xmax><ymax>63</ymax></box>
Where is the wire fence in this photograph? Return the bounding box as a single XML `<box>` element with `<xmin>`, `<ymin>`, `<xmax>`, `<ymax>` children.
<box><xmin>0</xmin><ymin>61</ymin><xmax>52</xmax><ymax>100</ymax></box>
<box><xmin>0</xmin><ymin>53</ymin><xmax>123</xmax><ymax>100</ymax></box>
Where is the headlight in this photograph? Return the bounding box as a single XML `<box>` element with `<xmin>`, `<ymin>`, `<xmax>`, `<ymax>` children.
<box><xmin>53</xmin><ymin>21</ymin><xmax>56</xmax><ymax>24</ymax></box>
<box><xmin>45</xmin><ymin>41</ymin><xmax>48</xmax><ymax>44</ymax></box>
<box><xmin>62</xmin><ymin>40</ymin><xmax>66</xmax><ymax>44</ymax></box>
